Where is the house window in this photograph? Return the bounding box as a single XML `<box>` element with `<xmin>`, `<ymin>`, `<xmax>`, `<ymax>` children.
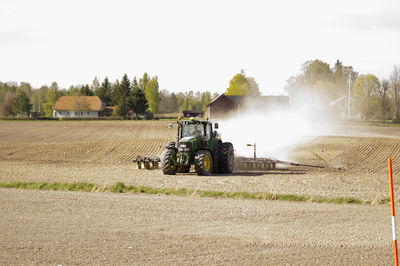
<box><xmin>87</xmin><ymin>112</ymin><xmax>90</xmax><ymax>115</ymax></box>
<box><xmin>58</xmin><ymin>111</ymin><xmax>62</xmax><ymax>115</ymax></box>
<box><xmin>67</xmin><ymin>112</ymin><xmax>69</xmax><ymax>115</ymax></box>
<box><xmin>81</xmin><ymin>112</ymin><xmax>83</xmax><ymax>115</ymax></box>
<box><xmin>75</xmin><ymin>112</ymin><xmax>78</xmax><ymax>115</ymax></box>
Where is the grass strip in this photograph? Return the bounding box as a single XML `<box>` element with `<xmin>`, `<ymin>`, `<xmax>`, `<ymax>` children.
<box><xmin>0</xmin><ymin>181</ymin><xmax>363</xmax><ymax>204</ymax></box>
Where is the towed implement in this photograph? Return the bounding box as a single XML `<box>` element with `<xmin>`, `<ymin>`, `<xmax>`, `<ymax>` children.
<box><xmin>133</xmin><ymin>156</ymin><xmax>161</xmax><ymax>169</ymax></box>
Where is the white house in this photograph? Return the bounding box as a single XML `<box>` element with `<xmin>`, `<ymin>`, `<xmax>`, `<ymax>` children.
<box><xmin>53</xmin><ymin>96</ymin><xmax>105</xmax><ymax>118</ymax></box>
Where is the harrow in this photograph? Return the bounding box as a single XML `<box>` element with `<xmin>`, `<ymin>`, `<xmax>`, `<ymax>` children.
<box><xmin>133</xmin><ymin>143</ymin><xmax>342</xmax><ymax>171</ymax></box>
<box><xmin>133</xmin><ymin>156</ymin><xmax>161</xmax><ymax>169</ymax></box>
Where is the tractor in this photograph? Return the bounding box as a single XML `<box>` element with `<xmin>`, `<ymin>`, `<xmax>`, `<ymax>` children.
<box><xmin>161</xmin><ymin>117</ymin><xmax>234</xmax><ymax>175</ymax></box>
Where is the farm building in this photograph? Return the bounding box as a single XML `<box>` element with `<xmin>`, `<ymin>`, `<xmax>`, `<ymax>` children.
<box><xmin>53</xmin><ymin>96</ymin><xmax>105</xmax><ymax>118</ymax></box>
<box><xmin>207</xmin><ymin>94</ymin><xmax>289</xmax><ymax>119</ymax></box>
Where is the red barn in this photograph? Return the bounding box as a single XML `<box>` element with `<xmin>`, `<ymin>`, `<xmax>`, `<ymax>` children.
<box><xmin>207</xmin><ymin>94</ymin><xmax>289</xmax><ymax>120</ymax></box>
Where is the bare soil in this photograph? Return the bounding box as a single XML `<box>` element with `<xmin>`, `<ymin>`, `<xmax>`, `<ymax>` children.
<box><xmin>0</xmin><ymin>120</ymin><xmax>400</xmax><ymax>264</ymax></box>
<box><xmin>0</xmin><ymin>188</ymin><xmax>394</xmax><ymax>265</ymax></box>
<box><xmin>1</xmin><ymin>121</ymin><xmax>400</xmax><ymax>202</ymax></box>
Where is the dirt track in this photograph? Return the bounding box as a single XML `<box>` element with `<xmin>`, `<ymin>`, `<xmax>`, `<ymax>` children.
<box><xmin>1</xmin><ymin>120</ymin><xmax>400</xmax><ymax>264</ymax></box>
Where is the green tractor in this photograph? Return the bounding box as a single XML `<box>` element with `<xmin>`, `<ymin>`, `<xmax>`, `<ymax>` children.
<box><xmin>161</xmin><ymin>118</ymin><xmax>234</xmax><ymax>175</ymax></box>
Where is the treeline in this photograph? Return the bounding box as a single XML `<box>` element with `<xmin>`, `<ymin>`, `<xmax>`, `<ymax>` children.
<box><xmin>0</xmin><ymin>73</ymin><xmax>216</xmax><ymax>118</ymax></box>
<box><xmin>287</xmin><ymin>59</ymin><xmax>400</xmax><ymax>122</ymax></box>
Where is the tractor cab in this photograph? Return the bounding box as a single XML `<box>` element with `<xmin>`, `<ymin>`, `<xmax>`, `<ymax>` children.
<box><xmin>179</xmin><ymin>120</ymin><xmax>215</xmax><ymax>147</ymax></box>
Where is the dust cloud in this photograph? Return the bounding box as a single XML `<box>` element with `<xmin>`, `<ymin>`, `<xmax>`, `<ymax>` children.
<box><xmin>217</xmin><ymin>94</ymin><xmax>335</xmax><ymax>160</ymax></box>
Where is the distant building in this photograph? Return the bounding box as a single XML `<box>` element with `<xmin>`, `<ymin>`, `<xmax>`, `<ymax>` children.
<box><xmin>182</xmin><ymin>110</ymin><xmax>204</xmax><ymax>118</ymax></box>
<box><xmin>53</xmin><ymin>96</ymin><xmax>105</xmax><ymax>118</ymax></box>
<box><xmin>103</xmin><ymin>106</ymin><xmax>115</xmax><ymax>117</ymax></box>
<box><xmin>207</xmin><ymin>94</ymin><xmax>289</xmax><ymax>119</ymax></box>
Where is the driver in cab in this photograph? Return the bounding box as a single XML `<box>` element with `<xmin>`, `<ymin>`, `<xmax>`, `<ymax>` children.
<box><xmin>190</xmin><ymin>124</ymin><xmax>203</xmax><ymax>137</ymax></box>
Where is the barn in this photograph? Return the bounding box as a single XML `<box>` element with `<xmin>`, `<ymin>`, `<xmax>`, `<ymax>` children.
<box><xmin>53</xmin><ymin>96</ymin><xmax>105</xmax><ymax>118</ymax></box>
<box><xmin>207</xmin><ymin>94</ymin><xmax>289</xmax><ymax>119</ymax></box>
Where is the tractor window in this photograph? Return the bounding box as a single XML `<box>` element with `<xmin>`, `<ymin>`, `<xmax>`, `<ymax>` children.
<box><xmin>206</xmin><ymin>123</ymin><xmax>212</xmax><ymax>137</ymax></box>
<box><xmin>181</xmin><ymin>123</ymin><xmax>204</xmax><ymax>137</ymax></box>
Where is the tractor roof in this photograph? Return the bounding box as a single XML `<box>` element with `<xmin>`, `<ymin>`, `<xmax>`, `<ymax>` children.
<box><xmin>180</xmin><ymin>118</ymin><xmax>211</xmax><ymax>124</ymax></box>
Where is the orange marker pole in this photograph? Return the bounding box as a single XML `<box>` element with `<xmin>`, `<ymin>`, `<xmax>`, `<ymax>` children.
<box><xmin>389</xmin><ymin>157</ymin><xmax>399</xmax><ymax>266</ymax></box>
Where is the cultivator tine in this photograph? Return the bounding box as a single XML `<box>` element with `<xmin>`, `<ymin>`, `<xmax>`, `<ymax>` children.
<box><xmin>236</xmin><ymin>157</ymin><xmax>277</xmax><ymax>171</ymax></box>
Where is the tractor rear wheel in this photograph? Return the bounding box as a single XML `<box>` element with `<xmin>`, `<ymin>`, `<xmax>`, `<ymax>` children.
<box><xmin>217</xmin><ymin>142</ymin><xmax>234</xmax><ymax>174</ymax></box>
<box><xmin>195</xmin><ymin>150</ymin><xmax>213</xmax><ymax>176</ymax></box>
<box><xmin>161</xmin><ymin>148</ymin><xmax>177</xmax><ymax>175</ymax></box>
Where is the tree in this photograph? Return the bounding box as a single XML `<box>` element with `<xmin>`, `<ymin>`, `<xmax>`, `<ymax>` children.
<box><xmin>176</xmin><ymin>92</ymin><xmax>185</xmax><ymax>111</ymax></box>
<box><xmin>139</xmin><ymin>73</ymin><xmax>150</xmax><ymax>91</ymax></box>
<box><xmin>115</xmin><ymin>98</ymin><xmax>128</xmax><ymax>117</ymax></box>
<box><xmin>17</xmin><ymin>82</ymin><xmax>32</xmax><ymax>98</ymax></box>
<box><xmin>13</xmin><ymin>91</ymin><xmax>32</xmax><ymax>117</ymax></box>
<box><xmin>145</xmin><ymin>76</ymin><xmax>160</xmax><ymax>114</ymax></box>
<box><xmin>226</xmin><ymin>70</ymin><xmax>260</xmax><ymax>96</ymax></box>
<box><xmin>113</xmin><ymin>74</ymin><xmax>131</xmax><ymax>105</ymax></box>
<box><xmin>0</xmin><ymin>82</ymin><xmax>17</xmax><ymax>103</ymax></box>
<box><xmin>378</xmin><ymin>79</ymin><xmax>390</xmax><ymax>120</ymax></box>
<box><xmin>353</xmin><ymin>74</ymin><xmax>380</xmax><ymax>120</ymax></box>
<box><xmin>167</xmin><ymin>92</ymin><xmax>178</xmax><ymax>113</ymax></box>
<box><xmin>390</xmin><ymin>65</ymin><xmax>400</xmax><ymax>121</ymax></box>
<box><xmin>80</xmin><ymin>84</ymin><xmax>93</xmax><ymax>96</ymax></box>
<box><xmin>67</xmin><ymin>85</ymin><xmax>81</xmax><ymax>96</ymax></box>
<box><xmin>201</xmin><ymin>91</ymin><xmax>212</xmax><ymax>111</ymax></box>
<box><xmin>95</xmin><ymin>77</ymin><xmax>112</xmax><ymax>105</ymax></box>
<box><xmin>0</xmin><ymin>92</ymin><xmax>15</xmax><ymax>117</ymax></box>
<box><xmin>111</xmin><ymin>79</ymin><xmax>120</xmax><ymax>105</ymax></box>
<box><xmin>42</xmin><ymin>82</ymin><xmax>63</xmax><ymax>117</ymax></box>
<box><xmin>130</xmin><ymin>77</ymin><xmax>148</xmax><ymax>118</ymax></box>
<box><xmin>90</xmin><ymin>76</ymin><xmax>100</xmax><ymax>93</ymax></box>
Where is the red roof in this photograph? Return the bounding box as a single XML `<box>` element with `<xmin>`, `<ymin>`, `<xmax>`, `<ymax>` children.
<box><xmin>54</xmin><ymin>96</ymin><xmax>104</xmax><ymax>111</ymax></box>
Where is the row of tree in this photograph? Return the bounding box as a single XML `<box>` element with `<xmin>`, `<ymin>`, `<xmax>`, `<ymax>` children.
<box><xmin>3</xmin><ymin>63</ymin><xmax>399</xmax><ymax>121</ymax></box>
<box><xmin>0</xmin><ymin>73</ymin><xmax>216</xmax><ymax>118</ymax></box>
<box><xmin>286</xmin><ymin>59</ymin><xmax>400</xmax><ymax>121</ymax></box>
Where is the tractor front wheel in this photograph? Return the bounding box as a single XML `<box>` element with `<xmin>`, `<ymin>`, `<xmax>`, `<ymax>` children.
<box><xmin>195</xmin><ymin>150</ymin><xmax>213</xmax><ymax>176</ymax></box>
<box><xmin>161</xmin><ymin>148</ymin><xmax>177</xmax><ymax>175</ymax></box>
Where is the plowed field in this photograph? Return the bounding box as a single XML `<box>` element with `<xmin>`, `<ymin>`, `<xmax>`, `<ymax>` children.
<box><xmin>1</xmin><ymin>120</ymin><xmax>400</xmax><ymax>264</ymax></box>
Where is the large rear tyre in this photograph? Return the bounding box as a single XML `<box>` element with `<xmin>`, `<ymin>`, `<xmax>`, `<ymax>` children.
<box><xmin>217</xmin><ymin>142</ymin><xmax>234</xmax><ymax>174</ymax></box>
<box><xmin>195</xmin><ymin>150</ymin><xmax>213</xmax><ymax>176</ymax></box>
<box><xmin>161</xmin><ymin>148</ymin><xmax>177</xmax><ymax>175</ymax></box>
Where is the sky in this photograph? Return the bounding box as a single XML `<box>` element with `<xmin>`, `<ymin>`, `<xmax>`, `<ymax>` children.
<box><xmin>1</xmin><ymin>0</ymin><xmax>400</xmax><ymax>95</ymax></box>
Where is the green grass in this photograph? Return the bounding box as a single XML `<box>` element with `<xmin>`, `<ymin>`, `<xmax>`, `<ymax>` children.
<box><xmin>0</xmin><ymin>181</ymin><xmax>367</xmax><ymax>205</ymax></box>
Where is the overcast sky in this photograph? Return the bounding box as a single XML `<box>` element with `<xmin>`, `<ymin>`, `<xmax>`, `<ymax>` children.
<box><xmin>1</xmin><ymin>0</ymin><xmax>400</xmax><ymax>95</ymax></box>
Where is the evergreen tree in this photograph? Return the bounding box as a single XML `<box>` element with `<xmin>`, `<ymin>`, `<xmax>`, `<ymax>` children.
<box><xmin>130</xmin><ymin>77</ymin><xmax>148</xmax><ymax>118</ymax></box>
<box><xmin>114</xmin><ymin>74</ymin><xmax>130</xmax><ymax>105</ymax></box>
<box><xmin>80</xmin><ymin>84</ymin><xmax>93</xmax><ymax>96</ymax></box>
<box><xmin>13</xmin><ymin>91</ymin><xmax>32</xmax><ymax>117</ymax></box>
<box><xmin>95</xmin><ymin>77</ymin><xmax>112</xmax><ymax>105</ymax></box>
